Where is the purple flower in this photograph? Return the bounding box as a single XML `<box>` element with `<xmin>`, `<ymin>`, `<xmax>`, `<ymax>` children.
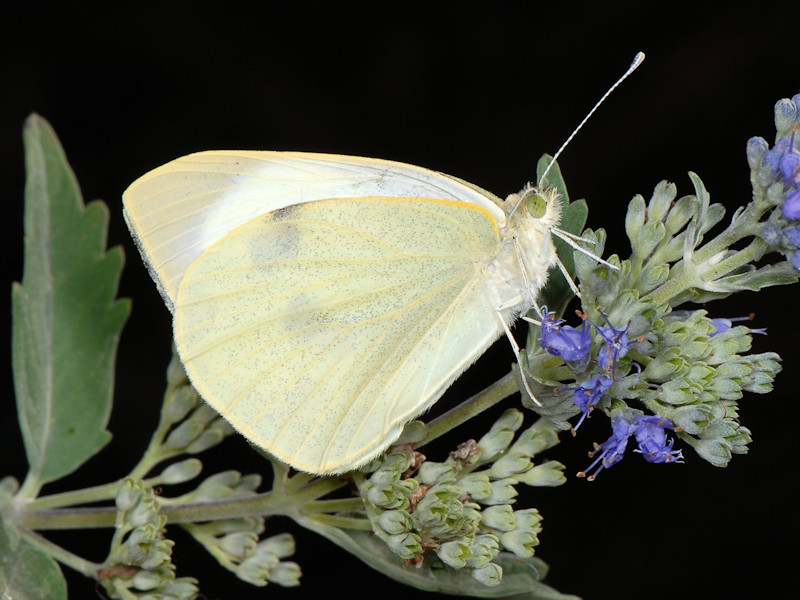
<box><xmin>782</xmin><ymin>189</ymin><xmax>800</xmax><ymax>221</ymax></box>
<box><xmin>568</xmin><ymin>375</ymin><xmax>614</xmax><ymax>431</ymax></box>
<box><xmin>539</xmin><ymin>307</ymin><xmax>591</xmax><ymax>363</ymax></box>
<box><xmin>761</xmin><ymin>223</ymin><xmax>783</xmax><ymax>246</ymax></box>
<box><xmin>578</xmin><ymin>417</ymin><xmax>633</xmax><ymax>480</ymax></box>
<box><xmin>578</xmin><ymin>413</ymin><xmax>681</xmax><ymax>480</ymax></box>
<box><xmin>596</xmin><ymin>322</ymin><xmax>630</xmax><ymax>371</ymax></box>
<box><xmin>710</xmin><ymin>315</ymin><xmax>766</xmax><ymax>336</ymax></box>
<box><xmin>763</xmin><ymin>136</ymin><xmax>791</xmax><ymax>173</ymax></box>
<box><xmin>785</xmin><ymin>227</ymin><xmax>800</xmax><ymax>247</ymax></box>
<box><xmin>792</xmin><ymin>251</ymin><xmax>800</xmax><ymax>272</ymax></box>
<box><xmin>780</xmin><ymin>145</ymin><xmax>800</xmax><ymax>186</ymax></box>
<box><xmin>632</xmin><ymin>416</ymin><xmax>683</xmax><ymax>464</ymax></box>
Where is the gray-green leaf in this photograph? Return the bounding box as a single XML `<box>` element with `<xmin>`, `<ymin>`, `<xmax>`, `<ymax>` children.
<box><xmin>296</xmin><ymin>516</ymin><xmax>579</xmax><ymax>599</ymax></box>
<box><xmin>12</xmin><ymin>114</ymin><xmax>130</xmax><ymax>496</ymax></box>
<box><xmin>0</xmin><ymin>515</ymin><xmax>67</xmax><ymax>600</ymax></box>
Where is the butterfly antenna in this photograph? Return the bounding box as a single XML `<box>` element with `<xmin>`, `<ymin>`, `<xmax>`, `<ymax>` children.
<box><xmin>539</xmin><ymin>51</ymin><xmax>645</xmax><ymax>187</ymax></box>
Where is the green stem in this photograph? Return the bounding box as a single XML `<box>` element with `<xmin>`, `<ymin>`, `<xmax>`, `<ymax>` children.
<box><xmin>645</xmin><ymin>213</ymin><xmax>764</xmax><ymax>307</ymax></box>
<box><xmin>301</xmin><ymin>497</ymin><xmax>363</xmax><ymax>514</ymax></box>
<box><xmin>26</xmin><ymin>481</ymin><xmax>123</xmax><ymax>510</ymax></box>
<box><xmin>19</xmin><ymin>527</ymin><xmax>102</xmax><ymax>577</ymax></box>
<box><xmin>421</xmin><ymin>371</ymin><xmax>518</xmax><ymax>447</ymax></box>
<box><xmin>12</xmin><ymin>474</ymin><xmax>349</xmax><ymax>530</ymax></box>
<box><xmin>300</xmin><ymin>513</ymin><xmax>372</xmax><ymax>530</ymax></box>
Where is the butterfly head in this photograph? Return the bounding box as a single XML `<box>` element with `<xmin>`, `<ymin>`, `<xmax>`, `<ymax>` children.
<box><xmin>504</xmin><ymin>183</ymin><xmax>562</xmax><ymax>232</ymax></box>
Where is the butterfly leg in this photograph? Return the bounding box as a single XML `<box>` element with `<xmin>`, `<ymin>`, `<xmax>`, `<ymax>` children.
<box><xmin>496</xmin><ymin>311</ymin><xmax>543</xmax><ymax>407</ymax></box>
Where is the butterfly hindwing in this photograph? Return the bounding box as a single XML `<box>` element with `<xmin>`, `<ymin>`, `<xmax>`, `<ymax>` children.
<box><xmin>174</xmin><ymin>196</ymin><xmax>506</xmax><ymax>473</ymax></box>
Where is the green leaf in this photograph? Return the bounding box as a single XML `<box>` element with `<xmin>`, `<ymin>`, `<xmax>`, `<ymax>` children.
<box><xmin>535</xmin><ymin>155</ymin><xmax>589</xmax><ymax>318</ymax></box>
<box><xmin>296</xmin><ymin>516</ymin><xmax>579</xmax><ymax>599</ymax></box>
<box><xmin>13</xmin><ymin>114</ymin><xmax>130</xmax><ymax>496</ymax></box>
<box><xmin>0</xmin><ymin>515</ymin><xmax>67</xmax><ymax>600</ymax></box>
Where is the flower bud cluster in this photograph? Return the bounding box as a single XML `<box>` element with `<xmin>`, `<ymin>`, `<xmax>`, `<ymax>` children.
<box><xmin>184</xmin><ymin>521</ymin><xmax>301</xmax><ymax>588</ymax></box>
<box><xmin>173</xmin><ymin>469</ymin><xmax>301</xmax><ymax>587</ymax></box>
<box><xmin>100</xmin><ymin>479</ymin><xmax>198</xmax><ymax>600</ymax></box>
<box><xmin>747</xmin><ymin>92</ymin><xmax>800</xmax><ymax>269</ymax></box>
<box><xmin>156</xmin><ymin>352</ymin><xmax>236</xmax><ymax>458</ymax></box>
<box><xmin>359</xmin><ymin>410</ymin><xmax>564</xmax><ymax>586</ymax></box>
<box><xmin>525</xmin><ymin>94</ymin><xmax>796</xmax><ymax>475</ymax></box>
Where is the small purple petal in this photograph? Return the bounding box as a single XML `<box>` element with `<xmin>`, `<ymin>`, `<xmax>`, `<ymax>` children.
<box><xmin>782</xmin><ymin>189</ymin><xmax>800</xmax><ymax>221</ymax></box>
<box><xmin>764</xmin><ymin>136</ymin><xmax>791</xmax><ymax>173</ymax></box>
<box><xmin>539</xmin><ymin>307</ymin><xmax>591</xmax><ymax>363</ymax></box>
<box><xmin>579</xmin><ymin>417</ymin><xmax>634</xmax><ymax>480</ymax></box>
<box><xmin>761</xmin><ymin>223</ymin><xmax>782</xmax><ymax>246</ymax></box>
<box><xmin>632</xmin><ymin>415</ymin><xmax>682</xmax><ymax>464</ymax></box>
<box><xmin>792</xmin><ymin>250</ymin><xmax>800</xmax><ymax>272</ymax></box>
<box><xmin>780</xmin><ymin>147</ymin><xmax>800</xmax><ymax>186</ymax></box>
<box><xmin>596</xmin><ymin>323</ymin><xmax>630</xmax><ymax>371</ymax></box>
<box><xmin>785</xmin><ymin>227</ymin><xmax>800</xmax><ymax>247</ymax></box>
<box><xmin>710</xmin><ymin>315</ymin><xmax>766</xmax><ymax>337</ymax></box>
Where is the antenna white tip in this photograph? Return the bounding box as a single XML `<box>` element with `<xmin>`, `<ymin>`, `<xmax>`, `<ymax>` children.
<box><xmin>538</xmin><ymin>51</ymin><xmax>646</xmax><ymax>186</ymax></box>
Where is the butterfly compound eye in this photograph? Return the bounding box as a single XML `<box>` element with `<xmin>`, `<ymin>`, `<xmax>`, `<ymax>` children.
<box><xmin>525</xmin><ymin>192</ymin><xmax>547</xmax><ymax>219</ymax></box>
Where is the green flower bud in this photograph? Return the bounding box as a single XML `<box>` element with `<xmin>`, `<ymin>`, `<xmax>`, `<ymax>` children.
<box><xmin>207</xmin><ymin>517</ymin><xmax>264</xmax><ymax>536</ymax></box>
<box><xmin>219</xmin><ymin>532</ymin><xmax>258</xmax><ymax>560</ymax></box>
<box><xmin>186</xmin><ymin>427</ymin><xmax>226</xmax><ymax>454</ymax></box>
<box><xmin>513</xmin><ymin>460</ymin><xmax>566</xmax><ymax>487</ymax></box>
<box><xmin>366</xmin><ymin>478</ymin><xmax>416</xmax><ymax>509</ymax></box>
<box><xmin>385</xmin><ymin>533</ymin><xmax>422</xmax><ymax>559</ymax></box>
<box><xmin>625</xmin><ymin>194</ymin><xmax>646</xmax><ymax>242</ymax></box>
<box><xmin>377</xmin><ymin>510</ymin><xmax>412</xmax><ymax>535</ymax></box>
<box><xmin>470</xmin><ymin>562</ymin><xmax>503</xmax><ymax>587</ymax></box>
<box><xmin>648</xmin><ymin>180</ymin><xmax>678</xmax><ymax>222</ymax></box>
<box><xmin>138</xmin><ymin>537</ymin><xmax>174</xmax><ymax>571</ymax></box>
<box><xmin>163</xmin><ymin>384</ymin><xmax>200</xmax><ymax>425</ymax></box>
<box><xmin>260</xmin><ymin>533</ymin><xmax>295</xmax><ymax>559</ymax></box>
<box><xmin>515</xmin><ymin>420</ymin><xmax>560</xmax><ymax>456</ymax></box>
<box><xmin>116</xmin><ymin>479</ymin><xmax>143</xmax><ymax>513</ymax></box>
<box><xmin>478</xmin><ymin>410</ymin><xmax>523</xmax><ymax>459</ymax></box>
<box><xmin>481</xmin><ymin>505</ymin><xmax>516</xmax><ymax>532</ymax></box>
<box><xmin>513</xmin><ymin>508</ymin><xmax>543</xmax><ymax>531</ymax></box>
<box><xmin>417</xmin><ymin>461</ymin><xmax>456</xmax><ymax>485</ymax></box>
<box><xmin>0</xmin><ymin>476</ymin><xmax>19</xmax><ymax>501</ymax></box>
<box><xmin>685</xmin><ymin>362</ymin><xmax>715</xmax><ymax>384</ymax></box>
<box><xmin>192</xmin><ymin>471</ymin><xmax>261</xmax><ymax>500</ymax></box>
<box><xmin>642</xmin><ymin>349</ymin><xmax>685</xmax><ymax>381</ymax></box>
<box><xmin>488</xmin><ymin>453</ymin><xmax>531</xmax><ymax>479</ymax></box>
<box><xmin>458</xmin><ymin>472</ymin><xmax>491</xmax><ymax>500</ymax></box>
<box><xmin>660</xmin><ymin>403</ymin><xmax>711</xmax><ymax>435</ymax></box>
<box><xmin>160</xmin><ymin>458</ymin><xmax>203</xmax><ymax>484</ymax></box>
<box><xmin>152</xmin><ymin>577</ymin><xmax>200</xmax><ymax>599</ymax></box>
<box><xmin>746</xmin><ymin>136</ymin><xmax>769</xmax><ymax>170</ymax></box>
<box><xmin>632</xmin><ymin>220</ymin><xmax>666</xmax><ymax>262</ymax></box>
<box><xmin>465</xmin><ymin>535</ymin><xmax>499</xmax><ymax>569</ymax></box>
<box><xmin>775</xmin><ymin>98</ymin><xmax>798</xmax><ymax>136</ymax></box>
<box><xmin>659</xmin><ymin>377</ymin><xmax>698</xmax><ymax>405</ymax></box>
<box><xmin>395</xmin><ymin>420</ymin><xmax>427</xmax><ymax>445</ymax></box>
<box><xmin>663</xmin><ymin>194</ymin><xmax>695</xmax><ymax>236</ymax></box>
<box><xmin>481</xmin><ymin>478</ymin><xmax>518</xmax><ymax>505</ymax></box>
<box><xmin>163</xmin><ymin>418</ymin><xmax>203</xmax><ymax>450</ymax></box>
<box><xmin>166</xmin><ymin>351</ymin><xmax>188</xmax><ymax>386</ymax></box>
<box><xmin>437</xmin><ymin>539</ymin><xmax>472</xmax><ymax>568</ymax></box>
<box><xmin>131</xmin><ymin>569</ymin><xmax>165</xmax><ymax>591</ymax></box>
<box><xmin>129</xmin><ymin>496</ymin><xmax>160</xmax><ymax>529</ymax></box>
<box><xmin>499</xmin><ymin>528</ymin><xmax>539</xmax><ymax>557</ymax></box>
<box><xmin>267</xmin><ymin>561</ymin><xmax>302</xmax><ymax>587</ymax></box>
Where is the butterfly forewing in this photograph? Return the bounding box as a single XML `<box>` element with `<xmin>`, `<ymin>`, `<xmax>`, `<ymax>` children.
<box><xmin>123</xmin><ymin>152</ymin><xmax>506</xmax><ymax>311</ymax></box>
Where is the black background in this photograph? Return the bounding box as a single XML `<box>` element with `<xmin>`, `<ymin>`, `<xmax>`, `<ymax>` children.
<box><xmin>1</xmin><ymin>2</ymin><xmax>797</xmax><ymax>599</ymax></box>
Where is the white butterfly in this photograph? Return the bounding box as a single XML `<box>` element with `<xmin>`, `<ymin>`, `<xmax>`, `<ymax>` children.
<box><xmin>124</xmin><ymin>153</ymin><xmax>568</xmax><ymax>473</ymax></box>
<box><xmin>123</xmin><ymin>55</ymin><xmax>642</xmax><ymax>474</ymax></box>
